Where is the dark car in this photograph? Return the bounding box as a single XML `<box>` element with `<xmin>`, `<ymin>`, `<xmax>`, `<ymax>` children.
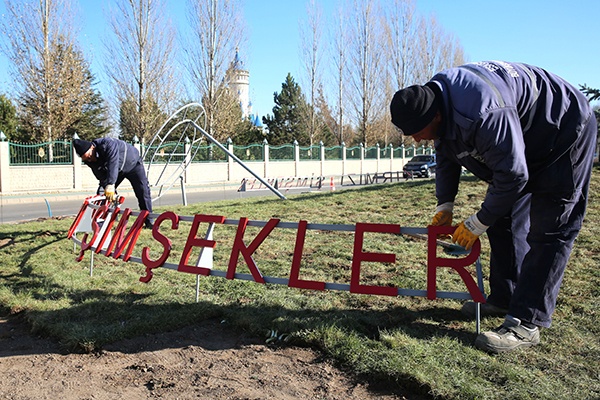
<box><xmin>403</xmin><ymin>154</ymin><xmax>436</xmax><ymax>178</ymax></box>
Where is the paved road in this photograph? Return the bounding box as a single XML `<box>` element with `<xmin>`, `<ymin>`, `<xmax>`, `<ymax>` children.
<box><xmin>0</xmin><ymin>185</ymin><xmax>324</xmax><ymax>225</ymax></box>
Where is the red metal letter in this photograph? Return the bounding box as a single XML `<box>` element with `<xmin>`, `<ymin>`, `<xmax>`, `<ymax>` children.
<box><xmin>106</xmin><ymin>209</ymin><xmax>149</xmax><ymax>261</ymax></box>
<box><xmin>178</xmin><ymin>214</ymin><xmax>225</xmax><ymax>275</ymax></box>
<box><xmin>350</xmin><ymin>223</ymin><xmax>400</xmax><ymax>296</ymax></box>
<box><xmin>426</xmin><ymin>225</ymin><xmax>485</xmax><ymax>302</ymax></box>
<box><xmin>226</xmin><ymin>218</ymin><xmax>280</xmax><ymax>283</ymax></box>
<box><xmin>67</xmin><ymin>199</ymin><xmax>91</xmax><ymax>238</ymax></box>
<box><xmin>94</xmin><ymin>206</ymin><xmax>122</xmax><ymax>254</ymax></box>
<box><xmin>140</xmin><ymin>211</ymin><xmax>180</xmax><ymax>283</ymax></box>
<box><xmin>288</xmin><ymin>220</ymin><xmax>326</xmax><ymax>290</ymax></box>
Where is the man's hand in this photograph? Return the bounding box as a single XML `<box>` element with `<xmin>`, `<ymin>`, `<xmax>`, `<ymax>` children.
<box><xmin>430</xmin><ymin>202</ymin><xmax>454</xmax><ymax>226</ymax></box>
<box><xmin>452</xmin><ymin>214</ymin><xmax>488</xmax><ymax>250</ymax></box>
<box><xmin>431</xmin><ymin>202</ymin><xmax>453</xmax><ymax>239</ymax></box>
<box><xmin>431</xmin><ymin>210</ymin><xmax>452</xmax><ymax>226</ymax></box>
<box><xmin>104</xmin><ymin>184</ymin><xmax>116</xmax><ymax>202</ymax></box>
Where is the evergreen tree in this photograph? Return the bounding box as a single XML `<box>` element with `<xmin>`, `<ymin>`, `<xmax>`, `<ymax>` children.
<box><xmin>66</xmin><ymin>71</ymin><xmax>111</xmax><ymax>140</ymax></box>
<box><xmin>0</xmin><ymin>94</ymin><xmax>18</xmax><ymax>139</ymax></box>
<box><xmin>17</xmin><ymin>39</ymin><xmax>100</xmax><ymax>143</ymax></box>
<box><xmin>314</xmin><ymin>87</ymin><xmax>337</xmax><ymax>146</ymax></box>
<box><xmin>580</xmin><ymin>84</ymin><xmax>600</xmax><ymax>101</ymax></box>
<box><xmin>233</xmin><ymin>119</ymin><xmax>267</xmax><ymax>145</ymax></box>
<box><xmin>262</xmin><ymin>73</ymin><xmax>310</xmax><ymax>145</ymax></box>
<box><xmin>580</xmin><ymin>85</ymin><xmax>600</xmax><ymax>138</ymax></box>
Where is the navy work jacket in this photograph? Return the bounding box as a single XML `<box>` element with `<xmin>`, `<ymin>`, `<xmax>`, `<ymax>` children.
<box><xmin>84</xmin><ymin>137</ymin><xmax>143</xmax><ymax>188</ymax></box>
<box><xmin>431</xmin><ymin>61</ymin><xmax>593</xmax><ymax>226</ymax></box>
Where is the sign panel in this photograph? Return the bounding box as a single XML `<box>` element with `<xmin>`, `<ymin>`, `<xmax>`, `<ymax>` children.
<box><xmin>68</xmin><ymin>196</ymin><xmax>486</xmax><ymax>303</ymax></box>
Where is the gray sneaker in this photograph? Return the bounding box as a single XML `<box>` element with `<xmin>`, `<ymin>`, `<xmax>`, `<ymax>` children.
<box><xmin>460</xmin><ymin>301</ymin><xmax>508</xmax><ymax>318</ymax></box>
<box><xmin>475</xmin><ymin>315</ymin><xmax>540</xmax><ymax>353</ymax></box>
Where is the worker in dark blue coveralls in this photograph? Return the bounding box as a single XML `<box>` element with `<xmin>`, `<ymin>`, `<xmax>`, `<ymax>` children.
<box><xmin>390</xmin><ymin>61</ymin><xmax>597</xmax><ymax>353</ymax></box>
<box><xmin>73</xmin><ymin>137</ymin><xmax>154</xmax><ymax>228</ymax></box>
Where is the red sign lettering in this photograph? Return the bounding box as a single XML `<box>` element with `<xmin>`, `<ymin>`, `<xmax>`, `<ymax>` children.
<box><xmin>178</xmin><ymin>214</ymin><xmax>226</xmax><ymax>275</ymax></box>
<box><xmin>70</xmin><ymin>202</ymin><xmax>485</xmax><ymax>303</ymax></box>
<box><xmin>427</xmin><ymin>225</ymin><xmax>485</xmax><ymax>303</ymax></box>
<box><xmin>288</xmin><ymin>220</ymin><xmax>326</xmax><ymax>290</ymax></box>
<box><xmin>140</xmin><ymin>211</ymin><xmax>180</xmax><ymax>283</ymax></box>
<box><xmin>227</xmin><ymin>218</ymin><xmax>281</xmax><ymax>283</ymax></box>
<box><xmin>350</xmin><ymin>223</ymin><xmax>401</xmax><ymax>296</ymax></box>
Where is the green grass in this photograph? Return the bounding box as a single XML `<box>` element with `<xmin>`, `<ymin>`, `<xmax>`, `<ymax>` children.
<box><xmin>1</xmin><ymin>166</ymin><xmax>599</xmax><ymax>399</ymax></box>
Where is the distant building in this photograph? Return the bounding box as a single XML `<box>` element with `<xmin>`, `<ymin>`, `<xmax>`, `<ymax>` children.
<box><xmin>228</xmin><ymin>49</ymin><xmax>262</xmax><ymax>129</ymax></box>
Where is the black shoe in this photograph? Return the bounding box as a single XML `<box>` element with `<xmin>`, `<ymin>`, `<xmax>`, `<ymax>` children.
<box><xmin>144</xmin><ymin>220</ymin><xmax>154</xmax><ymax>229</ymax></box>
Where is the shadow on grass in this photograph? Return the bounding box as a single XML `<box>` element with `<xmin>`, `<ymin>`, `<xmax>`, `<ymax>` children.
<box><xmin>14</xmin><ymin>292</ymin><xmax>476</xmax><ymax>354</ymax></box>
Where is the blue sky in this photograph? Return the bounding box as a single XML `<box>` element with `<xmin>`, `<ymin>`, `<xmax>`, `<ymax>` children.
<box><xmin>1</xmin><ymin>0</ymin><xmax>598</xmax><ymax>118</ymax></box>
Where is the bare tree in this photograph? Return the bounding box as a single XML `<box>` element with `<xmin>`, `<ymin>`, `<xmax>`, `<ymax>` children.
<box><xmin>105</xmin><ymin>0</ymin><xmax>178</xmax><ymax>142</ymax></box>
<box><xmin>184</xmin><ymin>0</ymin><xmax>246</xmax><ymax>141</ymax></box>
<box><xmin>413</xmin><ymin>14</ymin><xmax>466</xmax><ymax>83</ymax></box>
<box><xmin>385</xmin><ymin>0</ymin><xmax>419</xmax><ymax>89</ymax></box>
<box><xmin>380</xmin><ymin>6</ymin><xmax>465</xmax><ymax>146</ymax></box>
<box><xmin>0</xmin><ymin>0</ymin><xmax>91</xmax><ymax>150</ymax></box>
<box><xmin>299</xmin><ymin>0</ymin><xmax>324</xmax><ymax>146</ymax></box>
<box><xmin>347</xmin><ymin>0</ymin><xmax>386</xmax><ymax>147</ymax></box>
<box><xmin>381</xmin><ymin>0</ymin><xmax>420</xmax><ymax>146</ymax></box>
<box><xmin>330</xmin><ymin>4</ymin><xmax>348</xmax><ymax>145</ymax></box>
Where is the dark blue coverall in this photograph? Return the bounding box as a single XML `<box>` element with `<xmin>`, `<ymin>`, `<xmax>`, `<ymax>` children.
<box><xmin>84</xmin><ymin>137</ymin><xmax>153</xmax><ymax>215</ymax></box>
<box><xmin>430</xmin><ymin>61</ymin><xmax>597</xmax><ymax>328</ymax></box>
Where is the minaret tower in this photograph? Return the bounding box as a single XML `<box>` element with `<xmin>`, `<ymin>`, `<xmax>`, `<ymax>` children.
<box><xmin>229</xmin><ymin>48</ymin><xmax>251</xmax><ymax>118</ymax></box>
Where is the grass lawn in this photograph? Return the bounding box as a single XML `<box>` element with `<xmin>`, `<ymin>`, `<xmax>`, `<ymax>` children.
<box><xmin>1</xmin><ymin>166</ymin><xmax>598</xmax><ymax>400</ymax></box>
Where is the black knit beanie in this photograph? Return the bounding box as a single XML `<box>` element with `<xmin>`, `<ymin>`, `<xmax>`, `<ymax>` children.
<box><xmin>390</xmin><ymin>84</ymin><xmax>437</xmax><ymax>136</ymax></box>
<box><xmin>73</xmin><ymin>139</ymin><xmax>93</xmax><ymax>157</ymax></box>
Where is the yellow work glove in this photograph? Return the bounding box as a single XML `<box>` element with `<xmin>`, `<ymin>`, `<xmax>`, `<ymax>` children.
<box><xmin>104</xmin><ymin>184</ymin><xmax>116</xmax><ymax>202</ymax></box>
<box><xmin>452</xmin><ymin>214</ymin><xmax>488</xmax><ymax>250</ymax></box>
<box><xmin>431</xmin><ymin>210</ymin><xmax>452</xmax><ymax>226</ymax></box>
<box><xmin>431</xmin><ymin>202</ymin><xmax>454</xmax><ymax>226</ymax></box>
<box><xmin>431</xmin><ymin>202</ymin><xmax>453</xmax><ymax>239</ymax></box>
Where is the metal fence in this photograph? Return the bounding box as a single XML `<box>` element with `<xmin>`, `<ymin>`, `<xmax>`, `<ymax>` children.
<box><xmin>269</xmin><ymin>144</ymin><xmax>294</xmax><ymax>160</ymax></box>
<box><xmin>9</xmin><ymin>140</ymin><xmax>72</xmax><ymax>165</ymax></box>
<box><xmin>346</xmin><ymin>146</ymin><xmax>362</xmax><ymax>160</ymax></box>
<box><xmin>143</xmin><ymin>142</ymin><xmax>186</xmax><ymax>164</ymax></box>
<box><xmin>233</xmin><ymin>143</ymin><xmax>264</xmax><ymax>161</ymax></box>
<box><xmin>324</xmin><ymin>145</ymin><xmax>343</xmax><ymax>160</ymax></box>
<box><xmin>365</xmin><ymin>145</ymin><xmax>379</xmax><ymax>159</ymax></box>
<box><xmin>298</xmin><ymin>145</ymin><xmax>320</xmax><ymax>160</ymax></box>
<box><xmin>7</xmin><ymin>138</ymin><xmax>435</xmax><ymax>165</ymax></box>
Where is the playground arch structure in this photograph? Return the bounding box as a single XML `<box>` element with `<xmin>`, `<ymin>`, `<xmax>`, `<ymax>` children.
<box><xmin>142</xmin><ymin>103</ymin><xmax>286</xmax><ymax>204</ymax></box>
<box><xmin>68</xmin><ymin>104</ymin><xmax>488</xmax><ymax>333</ymax></box>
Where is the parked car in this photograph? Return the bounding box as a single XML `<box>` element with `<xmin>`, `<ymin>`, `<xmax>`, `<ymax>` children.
<box><xmin>403</xmin><ymin>154</ymin><xmax>436</xmax><ymax>178</ymax></box>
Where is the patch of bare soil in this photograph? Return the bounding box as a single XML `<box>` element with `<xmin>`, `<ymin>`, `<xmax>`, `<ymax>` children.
<box><xmin>0</xmin><ymin>316</ymin><xmax>420</xmax><ymax>400</ymax></box>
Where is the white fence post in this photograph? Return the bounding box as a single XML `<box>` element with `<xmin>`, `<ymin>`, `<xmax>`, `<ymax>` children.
<box><xmin>263</xmin><ymin>139</ymin><xmax>269</xmax><ymax>178</ymax></box>
<box><xmin>360</xmin><ymin>143</ymin><xmax>365</xmax><ymax>177</ymax></box>
<box><xmin>294</xmin><ymin>140</ymin><xmax>300</xmax><ymax>176</ymax></box>
<box><xmin>0</xmin><ymin>133</ymin><xmax>10</xmax><ymax>193</ymax></box>
<box><xmin>227</xmin><ymin>137</ymin><xmax>234</xmax><ymax>181</ymax></box>
<box><xmin>319</xmin><ymin>141</ymin><xmax>325</xmax><ymax>178</ymax></box>
<box><xmin>376</xmin><ymin>143</ymin><xmax>380</xmax><ymax>173</ymax></box>
<box><xmin>342</xmin><ymin>142</ymin><xmax>347</xmax><ymax>177</ymax></box>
